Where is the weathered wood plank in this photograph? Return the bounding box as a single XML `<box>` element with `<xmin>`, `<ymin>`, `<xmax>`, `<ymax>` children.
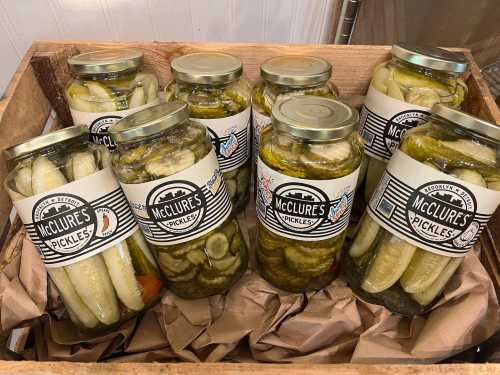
<box><xmin>0</xmin><ymin>361</ymin><xmax>498</xmax><ymax>375</ymax></box>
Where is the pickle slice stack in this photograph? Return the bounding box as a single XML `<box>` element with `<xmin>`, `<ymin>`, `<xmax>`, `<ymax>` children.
<box><xmin>156</xmin><ymin>218</ymin><xmax>247</xmax><ymax>299</ymax></box>
<box><xmin>5</xmin><ymin>144</ymin><xmax>163</xmax><ymax>330</ymax></box>
<box><xmin>65</xmin><ymin>73</ymin><xmax>159</xmax><ymax>113</ymax></box>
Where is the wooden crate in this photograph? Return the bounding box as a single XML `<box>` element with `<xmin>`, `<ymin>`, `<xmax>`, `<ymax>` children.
<box><xmin>0</xmin><ymin>41</ymin><xmax>499</xmax><ymax>374</ymax></box>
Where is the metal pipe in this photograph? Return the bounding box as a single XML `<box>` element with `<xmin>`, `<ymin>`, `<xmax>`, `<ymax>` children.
<box><xmin>334</xmin><ymin>0</ymin><xmax>362</xmax><ymax>44</ymax></box>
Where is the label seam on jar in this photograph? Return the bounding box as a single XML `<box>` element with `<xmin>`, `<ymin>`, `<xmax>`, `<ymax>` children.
<box><xmin>70</xmin><ymin>98</ymin><xmax>160</xmax><ymax>150</ymax></box>
<box><xmin>251</xmin><ymin>106</ymin><xmax>272</xmax><ymax>164</ymax></box>
<box><xmin>120</xmin><ymin>149</ymin><xmax>232</xmax><ymax>246</ymax></box>
<box><xmin>359</xmin><ymin>86</ymin><xmax>430</xmax><ymax>161</ymax></box>
<box><xmin>192</xmin><ymin>106</ymin><xmax>251</xmax><ymax>172</ymax></box>
<box><xmin>367</xmin><ymin>150</ymin><xmax>500</xmax><ymax>257</ymax></box>
<box><xmin>256</xmin><ymin>157</ymin><xmax>359</xmax><ymax>241</ymax></box>
<box><xmin>14</xmin><ymin>168</ymin><xmax>138</xmax><ymax>268</ymax></box>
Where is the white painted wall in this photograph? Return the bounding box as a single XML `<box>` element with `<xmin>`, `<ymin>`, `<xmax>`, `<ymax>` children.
<box><xmin>0</xmin><ymin>0</ymin><xmax>336</xmax><ymax>94</ymax></box>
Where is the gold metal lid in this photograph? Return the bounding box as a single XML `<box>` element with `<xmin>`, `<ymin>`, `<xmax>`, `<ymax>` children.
<box><xmin>272</xmin><ymin>96</ymin><xmax>358</xmax><ymax>141</ymax></box>
<box><xmin>4</xmin><ymin>125</ymin><xmax>88</xmax><ymax>159</ymax></box>
<box><xmin>261</xmin><ymin>55</ymin><xmax>332</xmax><ymax>86</ymax></box>
<box><xmin>431</xmin><ymin>104</ymin><xmax>500</xmax><ymax>142</ymax></box>
<box><xmin>67</xmin><ymin>49</ymin><xmax>144</xmax><ymax>76</ymax></box>
<box><xmin>109</xmin><ymin>102</ymin><xmax>189</xmax><ymax>142</ymax></box>
<box><xmin>170</xmin><ymin>52</ymin><xmax>243</xmax><ymax>84</ymax></box>
<box><xmin>392</xmin><ymin>43</ymin><xmax>469</xmax><ymax>73</ymax></box>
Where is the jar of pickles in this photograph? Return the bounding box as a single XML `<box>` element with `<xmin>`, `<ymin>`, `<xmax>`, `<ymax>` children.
<box><xmin>3</xmin><ymin>126</ymin><xmax>163</xmax><ymax>331</ymax></box>
<box><xmin>256</xmin><ymin>96</ymin><xmax>362</xmax><ymax>292</ymax></box>
<box><xmin>252</xmin><ymin>55</ymin><xmax>339</xmax><ymax>165</ymax></box>
<box><xmin>66</xmin><ymin>49</ymin><xmax>160</xmax><ymax>150</ymax></box>
<box><xmin>109</xmin><ymin>102</ymin><xmax>247</xmax><ymax>299</ymax></box>
<box><xmin>360</xmin><ymin>44</ymin><xmax>469</xmax><ymax>201</ymax></box>
<box><xmin>164</xmin><ymin>53</ymin><xmax>251</xmax><ymax>213</ymax></box>
<box><xmin>345</xmin><ymin>104</ymin><xmax>500</xmax><ymax>315</ymax></box>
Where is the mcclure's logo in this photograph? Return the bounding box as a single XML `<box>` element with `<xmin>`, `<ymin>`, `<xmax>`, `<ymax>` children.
<box><xmin>32</xmin><ymin>193</ymin><xmax>97</xmax><ymax>254</ymax></box>
<box><xmin>146</xmin><ymin>180</ymin><xmax>207</xmax><ymax>234</ymax></box>
<box><xmin>406</xmin><ymin>181</ymin><xmax>478</xmax><ymax>247</ymax></box>
<box><xmin>271</xmin><ymin>183</ymin><xmax>329</xmax><ymax>232</ymax></box>
<box><xmin>384</xmin><ymin>110</ymin><xmax>430</xmax><ymax>153</ymax></box>
<box><xmin>89</xmin><ymin>115</ymin><xmax>121</xmax><ymax>150</ymax></box>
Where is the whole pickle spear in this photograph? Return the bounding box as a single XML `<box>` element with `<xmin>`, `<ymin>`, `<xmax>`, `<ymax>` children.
<box><xmin>47</xmin><ymin>268</ymin><xmax>99</xmax><ymax>328</ymax></box>
<box><xmin>33</xmin><ymin>154</ymin><xmax>120</xmax><ymax>325</ymax></box>
<box><xmin>400</xmin><ymin>249</ymin><xmax>450</xmax><ymax>293</ymax></box>
<box><xmin>349</xmin><ymin>214</ymin><xmax>380</xmax><ymax>258</ymax></box>
<box><xmin>101</xmin><ymin>242</ymin><xmax>145</xmax><ymax>311</ymax></box>
<box><xmin>71</xmin><ymin>151</ymin><xmax>145</xmax><ymax>312</ymax></box>
<box><xmin>65</xmin><ymin>256</ymin><xmax>120</xmax><ymax>325</ymax></box>
<box><xmin>411</xmin><ymin>257</ymin><xmax>463</xmax><ymax>306</ymax></box>
<box><xmin>361</xmin><ymin>234</ymin><xmax>416</xmax><ymax>293</ymax></box>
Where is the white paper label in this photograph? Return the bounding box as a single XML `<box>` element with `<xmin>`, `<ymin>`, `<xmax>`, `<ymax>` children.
<box><xmin>70</xmin><ymin>98</ymin><xmax>160</xmax><ymax>150</ymax></box>
<box><xmin>14</xmin><ymin>168</ymin><xmax>138</xmax><ymax>268</ymax></box>
<box><xmin>368</xmin><ymin>150</ymin><xmax>500</xmax><ymax>257</ymax></box>
<box><xmin>256</xmin><ymin>157</ymin><xmax>359</xmax><ymax>241</ymax></box>
<box><xmin>192</xmin><ymin>106</ymin><xmax>251</xmax><ymax>173</ymax></box>
<box><xmin>121</xmin><ymin>150</ymin><xmax>232</xmax><ymax>245</ymax></box>
<box><xmin>359</xmin><ymin>86</ymin><xmax>430</xmax><ymax>161</ymax></box>
<box><xmin>251</xmin><ymin>106</ymin><xmax>272</xmax><ymax>164</ymax></box>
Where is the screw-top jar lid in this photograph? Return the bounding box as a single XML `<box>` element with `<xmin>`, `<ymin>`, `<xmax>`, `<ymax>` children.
<box><xmin>67</xmin><ymin>49</ymin><xmax>144</xmax><ymax>76</ymax></box>
<box><xmin>109</xmin><ymin>102</ymin><xmax>189</xmax><ymax>143</ymax></box>
<box><xmin>261</xmin><ymin>55</ymin><xmax>332</xmax><ymax>86</ymax></box>
<box><xmin>272</xmin><ymin>96</ymin><xmax>358</xmax><ymax>141</ymax></box>
<box><xmin>431</xmin><ymin>103</ymin><xmax>500</xmax><ymax>142</ymax></box>
<box><xmin>170</xmin><ymin>52</ymin><xmax>243</xmax><ymax>85</ymax></box>
<box><xmin>391</xmin><ymin>43</ymin><xmax>469</xmax><ymax>73</ymax></box>
<box><xmin>4</xmin><ymin>125</ymin><xmax>88</xmax><ymax>160</ymax></box>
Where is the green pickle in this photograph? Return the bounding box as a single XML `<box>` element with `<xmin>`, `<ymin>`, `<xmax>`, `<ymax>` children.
<box><xmin>3</xmin><ymin>126</ymin><xmax>163</xmax><ymax>332</ymax></box>
<box><xmin>256</xmin><ymin>96</ymin><xmax>362</xmax><ymax>293</ymax></box>
<box><xmin>346</xmin><ymin>104</ymin><xmax>500</xmax><ymax>315</ymax></box>
<box><xmin>362</xmin><ymin>44</ymin><xmax>470</xmax><ymax>201</ymax></box>
<box><xmin>109</xmin><ymin>102</ymin><xmax>247</xmax><ymax>299</ymax></box>
<box><xmin>252</xmin><ymin>56</ymin><xmax>339</xmax><ymax>174</ymax></box>
<box><xmin>165</xmin><ymin>52</ymin><xmax>252</xmax><ymax>213</ymax></box>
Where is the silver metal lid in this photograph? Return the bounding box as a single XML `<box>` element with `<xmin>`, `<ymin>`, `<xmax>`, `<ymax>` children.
<box><xmin>261</xmin><ymin>55</ymin><xmax>332</xmax><ymax>86</ymax></box>
<box><xmin>272</xmin><ymin>96</ymin><xmax>358</xmax><ymax>141</ymax></box>
<box><xmin>4</xmin><ymin>125</ymin><xmax>88</xmax><ymax>160</ymax></box>
<box><xmin>109</xmin><ymin>101</ymin><xmax>189</xmax><ymax>142</ymax></box>
<box><xmin>431</xmin><ymin>103</ymin><xmax>500</xmax><ymax>142</ymax></box>
<box><xmin>392</xmin><ymin>43</ymin><xmax>469</xmax><ymax>73</ymax></box>
<box><xmin>170</xmin><ymin>52</ymin><xmax>242</xmax><ymax>85</ymax></box>
<box><xmin>67</xmin><ymin>49</ymin><xmax>144</xmax><ymax>76</ymax></box>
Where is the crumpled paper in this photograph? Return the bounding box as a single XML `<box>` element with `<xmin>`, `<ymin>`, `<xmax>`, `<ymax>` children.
<box><xmin>1</xmin><ymin>224</ymin><xmax>499</xmax><ymax>364</ymax></box>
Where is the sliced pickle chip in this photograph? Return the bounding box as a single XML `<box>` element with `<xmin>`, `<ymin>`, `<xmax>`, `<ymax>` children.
<box><xmin>371</xmin><ymin>66</ymin><xmax>390</xmax><ymax>93</ymax></box>
<box><xmin>186</xmin><ymin>249</ymin><xmax>206</xmax><ymax>265</ymax></box>
<box><xmin>386</xmin><ymin>80</ymin><xmax>405</xmax><ymax>101</ymax></box>
<box><xmin>169</xmin><ymin>268</ymin><xmax>197</xmax><ymax>282</ymax></box>
<box><xmin>197</xmin><ymin>272</ymin><xmax>228</xmax><ymax>287</ymax></box>
<box><xmin>405</xmin><ymin>87</ymin><xmax>440</xmax><ymax>107</ymax></box>
<box><xmin>361</xmin><ymin>234</ymin><xmax>417</xmax><ymax>293</ymax></box>
<box><xmin>158</xmin><ymin>252</ymin><xmax>191</xmax><ymax>274</ymax></box>
<box><xmin>205</xmin><ymin>232</ymin><xmax>229</xmax><ymax>259</ymax></box>
<box><xmin>225</xmin><ymin>179</ymin><xmax>237</xmax><ymax>198</ymax></box>
<box><xmin>129</xmin><ymin>87</ymin><xmax>146</xmax><ymax>108</ymax></box>
<box><xmin>257</xmin><ymin>250</ymin><xmax>283</xmax><ymax>267</ymax></box>
<box><xmin>145</xmin><ymin>149</ymin><xmax>195</xmax><ymax>177</ymax></box>
<box><xmin>208</xmin><ymin>255</ymin><xmax>238</xmax><ymax>271</ymax></box>
<box><xmin>262</xmin><ymin>262</ymin><xmax>309</xmax><ymax>291</ymax></box>
<box><xmin>219</xmin><ymin>256</ymin><xmax>242</xmax><ymax>276</ymax></box>
<box><xmin>411</xmin><ymin>257</ymin><xmax>463</xmax><ymax>306</ymax></box>
<box><xmin>393</xmin><ymin>68</ymin><xmax>448</xmax><ymax>92</ymax></box>
<box><xmin>400</xmin><ymin>249</ymin><xmax>450</xmax><ymax>293</ymax></box>
<box><xmin>221</xmin><ymin>220</ymin><xmax>237</xmax><ymax>241</ymax></box>
<box><xmin>284</xmin><ymin>246</ymin><xmax>331</xmax><ymax>276</ymax></box>
<box><xmin>230</xmin><ymin>233</ymin><xmax>242</xmax><ymax>255</ymax></box>
<box><xmin>307</xmin><ymin>141</ymin><xmax>351</xmax><ymax>163</ymax></box>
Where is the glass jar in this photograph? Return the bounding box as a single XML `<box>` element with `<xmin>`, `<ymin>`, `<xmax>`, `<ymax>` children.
<box><xmin>164</xmin><ymin>52</ymin><xmax>251</xmax><ymax>213</ymax></box>
<box><xmin>256</xmin><ymin>96</ymin><xmax>363</xmax><ymax>292</ymax></box>
<box><xmin>3</xmin><ymin>126</ymin><xmax>163</xmax><ymax>332</ymax></box>
<box><xmin>109</xmin><ymin>102</ymin><xmax>247</xmax><ymax>299</ymax></box>
<box><xmin>252</xmin><ymin>55</ymin><xmax>339</xmax><ymax>165</ymax></box>
<box><xmin>360</xmin><ymin>44</ymin><xmax>469</xmax><ymax>201</ymax></box>
<box><xmin>345</xmin><ymin>104</ymin><xmax>500</xmax><ymax>315</ymax></box>
<box><xmin>66</xmin><ymin>49</ymin><xmax>160</xmax><ymax>150</ymax></box>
